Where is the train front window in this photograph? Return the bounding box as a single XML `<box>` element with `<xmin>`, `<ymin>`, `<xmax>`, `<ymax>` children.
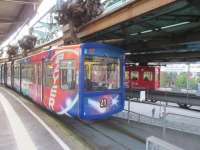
<box><xmin>84</xmin><ymin>55</ymin><xmax>120</xmax><ymax>91</ymax></box>
<box><xmin>143</xmin><ymin>71</ymin><xmax>153</xmax><ymax>81</ymax></box>
<box><xmin>131</xmin><ymin>71</ymin><xmax>139</xmax><ymax>80</ymax></box>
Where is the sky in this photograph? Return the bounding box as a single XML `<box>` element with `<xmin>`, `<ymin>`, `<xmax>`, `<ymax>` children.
<box><xmin>161</xmin><ymin>63</ymin><xmax>200</xmax><ymax>72</ymax></box>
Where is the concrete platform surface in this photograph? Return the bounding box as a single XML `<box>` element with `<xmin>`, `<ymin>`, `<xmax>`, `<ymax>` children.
<box><xmin>0</xmin><ymin>87</ymin><xmax>145</xmax><ymax>150</ymax></box>
<box><xmin>0</xmin><ymin>87</ymin><xmax>91</xmax><ymax>150</ymax></box>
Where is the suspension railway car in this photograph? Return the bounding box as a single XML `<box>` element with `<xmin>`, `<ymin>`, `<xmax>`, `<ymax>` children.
<box><xmin>0</xmin><ymin>43</ymin><xmax>125</xmax><ymax>120</ymax></box>
<box><xmin>125</xmin><ymin>65</ymin><xmax>160</xmax><ymax>90</ymax></box>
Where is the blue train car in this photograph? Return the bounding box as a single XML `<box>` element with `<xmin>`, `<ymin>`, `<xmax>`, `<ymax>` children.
<box><xmin>80</xmin><ymin>43</ymin><xmax>125</xmax><ymax>120</ymax></box>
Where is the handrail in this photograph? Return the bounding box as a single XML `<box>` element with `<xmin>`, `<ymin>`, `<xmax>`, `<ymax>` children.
<box><xmin>146</xmin><ymin>136</ymin><xmax>184</xmax><ymax>150</ymax></box>
<box><xmin>115</xmin><ymin>109</ymin><xmax>200</xmax><ymax>136</ymax></box>
<box><xmin>166</xmin><ymin>112</ymin><xmax>200</xmax><ymax>120</ymax></box>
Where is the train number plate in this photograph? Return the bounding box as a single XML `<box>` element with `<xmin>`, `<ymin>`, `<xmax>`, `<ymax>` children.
<box><xmin>100</xmin><ymin>98</ymin><xmax>108</xmax><ymax>108</ymax></box>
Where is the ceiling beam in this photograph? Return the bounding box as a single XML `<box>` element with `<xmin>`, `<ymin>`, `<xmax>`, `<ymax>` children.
<box><xmin>0</xmin><ymin>18</ymin><xmax>21</xmax><ymax>24</ymax></box>
<box><xmin>0</xmin><ymin>0</ymin><xmax>39</xmax><ymax>5</ymax></box>
<box><xmin>0</xmin><ymin>33</ymin><xmax>6</xmax><ymax>37</ymax></box>
<box><xmin>127</xmin><ymin>50</ymin><xmax>200</xmax><ymax>62</ymax></box>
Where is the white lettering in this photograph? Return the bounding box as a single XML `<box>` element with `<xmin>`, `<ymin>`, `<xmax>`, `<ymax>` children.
<box><xmin>48</xmin><ymin>54</ymin><xmax>64</xmax><ymax>111</ymax></box>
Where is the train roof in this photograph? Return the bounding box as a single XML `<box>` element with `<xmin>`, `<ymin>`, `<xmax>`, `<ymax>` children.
<box><xmin>11</xmin><ymin>42</ymin><xmax>123</xmax><ymax>63</ymax></box>
<box><xmin>81</xmin><ymin>42</ymin><xmax>124</xmax><ymax>53</ymax></box>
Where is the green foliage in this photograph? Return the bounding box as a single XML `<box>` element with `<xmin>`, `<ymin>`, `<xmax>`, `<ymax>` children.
<box><xmin>175</xmin><ymin>72</ymin><xmax>187</xmax><ymax>89</ymax></box>
<box><xmin>176</xmin><ymin>73</ymin><xmax>200</xmax><ymax>90</ymax></box>
<box><xmin>190</xmin><ymin>78</ymin><xmax>198</xmax><ymax>90</ymax></box>
<box><xmin>161</xmin><ymin>72</ymin><xmax>200</xmax><ymax>90</ymax></box>
<box><xmin>160</xmin><ymin>72</ymin><xmax>177</xmax><ymax>88</ymax></box>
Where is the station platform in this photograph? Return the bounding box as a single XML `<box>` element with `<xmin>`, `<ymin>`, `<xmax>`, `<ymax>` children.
<box><xmin>112</xmin><ymin>117</ymin><xmax>200</xmax><ymax>150</ymax></box>
<box><xmin>1</xmin><ymin>86</ymin><xmax>200</xmax><ymax>150</ymax></box>
<box><xmin>0</xmin><ymin>87</ymin><xmax>145</xmax><ymax>150</ymax></box>
<box><xmin>0</xmin><ymin>87</ymin><xmax>90</xmax><ymax>150</ymax></box>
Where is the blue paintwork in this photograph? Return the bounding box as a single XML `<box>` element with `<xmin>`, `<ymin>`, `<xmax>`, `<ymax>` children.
<box><xmin>79</xmin><ymin>43</ymin><xmax>125</xmax><ymax>120</ymax></box>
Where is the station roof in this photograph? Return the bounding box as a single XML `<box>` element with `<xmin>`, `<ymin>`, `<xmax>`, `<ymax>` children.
<box><xmin>74</xmin><ymin>0</ymin><xmax>200</xmax><ymax>63</ymax></box>
<box><xmin>0</xmin><ymin>0</ymin><xmax>41</xmax><ymax>46</ymax></box>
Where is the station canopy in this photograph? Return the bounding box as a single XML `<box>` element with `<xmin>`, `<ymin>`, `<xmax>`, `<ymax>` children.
<box><xmin>80</xmin><ymin>0</ymin><xmax>200</xmax><ymax>63</ymax></box>
<box><xmin>0</xmin><ymin>0</ymin><xmax>41</xmax><ymax>46</ymax></box>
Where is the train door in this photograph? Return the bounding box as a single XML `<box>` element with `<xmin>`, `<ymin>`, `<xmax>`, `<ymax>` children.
<box><xmin>59</xmin><ymin>57</ymin><xmax>79</xmax><ymax>114</ymax></box>
<box><xmin>6</xmin><ymin>63</ymin><xmax>12</xmax><ymax>87</ymax></box>
<box><xmin>19</xmin><ymin>64</ymin><xmax>22</xmax><ymax>92</ymax></box>
<box><xmin>4</xmin><ymin>64</ymin><xmax>7</xmax><ymax>85</ymax></box>
<box><xmin>36</xmin><ymin>62</ymin><xmax>43</xmax><ymax>104</ymax></box>
<box><xmin>11</xmin><ymin>62</ymin><xmax>14</xmax><ymax>88</ymax></box>
<box><xmin>2</xmin><ymin>64</ymin><xmax>6</xmax><ymax>84</ymax></box>
<box><xmin>0</xmin><ymin>65</ymin><xmax>2</xmax><ymax>84</ymax></box>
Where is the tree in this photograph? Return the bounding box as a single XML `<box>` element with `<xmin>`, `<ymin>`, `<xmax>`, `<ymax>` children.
<box><xmin>56</xmin><ymin>0</ymin><xmax>103</xmax><ymax>43</ymax></box>
<box><xmin>160</xmin><ymin>72</ymin><xmax>170</xmax><ymax>87</ymax></box>
<box><xmin>189</xmin><ymin>78</ymin><xmax>197</xmax><ymax>90</ymax></box>
<box><xmin>176</xmin><ymin>72</ymin><xmax>187</xmax><ymax>89</ymax></box>
<box><xmin>18</xmin><ymin>35</ymin><xmax>37</xmax><ymax>56</ymax></box>
<box><xmin>7</xmin><ymin>45</ymin><xmax>18</xmax><ymax>60</ymax></box>
<box><xmin>160</xmin><ymin>72</ymin><xmax>177</xmax><ymax>88</ymax></box>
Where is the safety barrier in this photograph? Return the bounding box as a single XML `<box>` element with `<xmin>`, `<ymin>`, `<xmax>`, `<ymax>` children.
<box><xmin>146</xmin><ymin>136</ymin><xmax>184</xmax><ymax>150</ymax></box>
<box><xmin>114</xmin><ymin>110</ymin><xmax>200</xmax><ymax>136</ymax></box>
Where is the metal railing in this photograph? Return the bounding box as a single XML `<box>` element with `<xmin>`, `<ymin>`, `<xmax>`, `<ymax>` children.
<box><xmin>146</xmin><ymin>136</ymin><xmax>184</xmax><ymax>150</ymax></box>
<box><xmin>114</xmin><ymin>110</ymin><xmax>200</xmax><ymax>136</ymax></box>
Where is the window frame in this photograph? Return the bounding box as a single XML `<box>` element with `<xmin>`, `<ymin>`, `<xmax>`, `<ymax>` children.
<box><xmin>131</xmin><ymin>71</ymin><xmax>139</xmax><ymax>80</ymax></box>
<box><xmin>143</xmin><ymin>71</ymin><xmax>153</xmax><ymax>81</ymax></box>
<box><xmin>84</xmin><ymin>55</ymin><xmax>121</xmax><ymax>92</ymax></box>
<box><xmin>43</xmin><ymin>62</ymin><xmax>53</xmax><ymax>87</ymax></box>
<box><xmin>59</xmin><ymin>59</ymin><xmax>76</xmax><ymax>91</ymax></box>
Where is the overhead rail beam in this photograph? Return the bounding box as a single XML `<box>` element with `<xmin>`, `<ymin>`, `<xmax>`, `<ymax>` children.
<box><xmin>74</xmin><ymin>0</ymin><xmax>176</xmax><ymax>38</ymax></box>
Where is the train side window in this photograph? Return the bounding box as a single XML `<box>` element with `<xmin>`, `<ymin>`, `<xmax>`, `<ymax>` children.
<box><xmin>25</xmin><ymin>64</ymin><xmax>35</xmax><ymax>83</ymax></box>
<box><xmin>60</xmin><ymin>60</ymin><xmax>76</xmax><ymax>90</ymax></box>
<box><xmin>7</xmin><ymin>65</ymin><xmax>11</xmax><ymax>78</ymax></box>
<box><xmin>21</xmin><ymin>65</ymin><xmax>26</xmax><ymax>80</ymax></box>
<box><xmin>131</xmin><ymin>71</ymin><xmax>139</xmax><ymax>80</ymax></box>
<box><xmin>14</xmin><ymin>66</ymin><xmax>20</xmax><ymax>79</ymax></box>
<box><xmin>44</xmin><ymin>63</ymin><xmax>53</xmax><ymax>87</ymax></box>
<box><xmin>31</xmin><ymin>65</ymin><xmax>36</xmax><ymax>83</ymax></box>
<box><xmin>0</xmin><ymin>65</ymin><xmax>1</xmax><ymax>81</ymax></box>
<box><xmin>143</xmin><ymin>71</ymin><xmax>153</xmax><ymax>81</ymax></box>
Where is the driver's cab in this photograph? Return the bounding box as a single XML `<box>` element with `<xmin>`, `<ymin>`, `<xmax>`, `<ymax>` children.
<box><xmin>79</xmin><ymin>43</ymin><xmax>124</xmax><ymax>120</ymax></box>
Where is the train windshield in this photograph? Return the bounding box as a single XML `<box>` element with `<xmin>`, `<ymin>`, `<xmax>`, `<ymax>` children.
<box><xmin>84</xmin><ymin>55</ymin><xmax>120</xmax><ymax>91</ymax></box>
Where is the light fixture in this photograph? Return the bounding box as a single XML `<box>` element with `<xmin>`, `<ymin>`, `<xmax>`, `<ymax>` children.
<box><xmin>161</xmin><ymin>22</ymin><xmax>190</xmax><ymax>29</ymax></box>
<box><xmin>125</xmin><ymin>52</ymin><xmax>131</xmax><ymax>55</ymax></box>
<box><xmin>141</xmin><ymin>29</ymin><xmax>153</xmax><ymax>34</ymax></box>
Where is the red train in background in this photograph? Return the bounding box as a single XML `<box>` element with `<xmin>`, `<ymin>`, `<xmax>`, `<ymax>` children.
<box><xmin>125</xmin><ymin>65</ymin><xmax>160</xmax><ymax>90</ymax></box>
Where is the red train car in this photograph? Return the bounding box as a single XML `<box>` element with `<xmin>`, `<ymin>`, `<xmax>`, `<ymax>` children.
<box><xmin>126</xmin><ymin>65</ymin><xmax>160</xmax><ymax>90</ymax></box>
<box><xmin>1</xmin><ymin>43</ymin><xmax>125</xmax><ymax>120</ymax></box>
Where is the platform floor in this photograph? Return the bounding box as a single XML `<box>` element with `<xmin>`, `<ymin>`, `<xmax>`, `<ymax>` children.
<box><xmin>0</xmin><ymin>87</ymin><xmax>146</xmax><ymax>150</ymax></box>
<box><xmin>0</xmin><ymin>87</ymin><xmax>90</xmax><ymax>150</ymax></box>
<box><xmin>2</xmin><ymin>86</ymin><xmax>200</xmax><ymax>150</ymax></box>
<box><xmin>0</xmin><ymin>97</ymin><xmax>17</xmax><ymax>150</ymax></box>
